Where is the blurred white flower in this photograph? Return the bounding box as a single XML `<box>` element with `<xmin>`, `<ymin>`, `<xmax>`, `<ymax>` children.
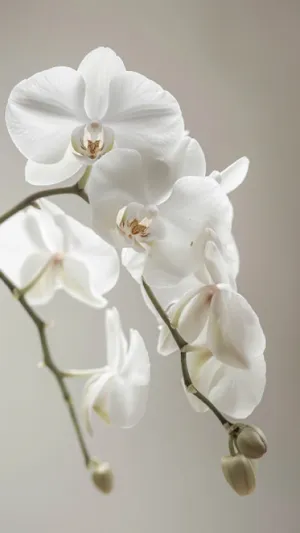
<box><xmin>0</xmin><ymin>199</ymin><xmax>119</xmax><ymax>306</ymax></box>
<box><xmin>88</xmin><ymin>147</ymin><xmax>232</xmax><ymax>287</ymax></box>
<box><xmin>82</xmin><ymin>307</ymin><xmax>150</xmax><ymax>431</ymax></box>
<box><xmin>209</xmin><ymin>157</ymin><xmax>249</xmax><ymax>194</ymax></box>
<box><xmin>6</xmin><ymin>47</ymin><xmax>184</xmax><ymax>186</ymax></box>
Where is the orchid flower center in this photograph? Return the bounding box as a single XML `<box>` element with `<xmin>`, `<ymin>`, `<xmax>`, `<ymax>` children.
<box><xmin>116</xmin><ymin>203</ymin><xmax>164</xmax><ymax>250</ymax></box>
<box><xmin>52</xmin><ymin>252</ymin><xmax>64</xmax><ymax>266</ymax></box>
<box><xmin>71</xmin><ymin>121</ymin><xmax>114</xmax><ymax>162</ymax></box>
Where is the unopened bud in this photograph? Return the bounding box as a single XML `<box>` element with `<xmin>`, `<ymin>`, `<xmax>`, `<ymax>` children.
<box><xmin>221</xmin><ymin>454</ymin><xmax>256</xmax><ymax>496</ymax></box>
<box><xmin>91</xmin><ymin>461</ymin><xmax>114</xmax><ymax>494</ymax></box>
<box><xmin>236</xmin><ymin>425</ymin><xmax>267</xmax><ymax>459</ymax></box>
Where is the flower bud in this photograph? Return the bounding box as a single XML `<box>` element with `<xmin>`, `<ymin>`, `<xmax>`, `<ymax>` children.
<box><xmin>221</xmin><ymin>454</ymin><xmax>256</xmax><ymax>496</ymax></box>
<box><xmin>91</xmin><ymin>461</ymin><xmax>114</xmax><ymax>494</ymax></box>
<box><xmin>236</xmin><ymin>425</ymin><xmax>267</xmax><ymax>459</ymax></box>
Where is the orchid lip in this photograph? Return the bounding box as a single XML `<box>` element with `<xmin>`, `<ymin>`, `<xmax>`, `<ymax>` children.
<box><xmin>71</xmin><ymin>121</ymin><xmax>114</xmax><ymax>162</ymax></box>
<box><xmin>116</xmin><ymin>203</ymin><xmax>164</xmax><ymax>250</ymax></box>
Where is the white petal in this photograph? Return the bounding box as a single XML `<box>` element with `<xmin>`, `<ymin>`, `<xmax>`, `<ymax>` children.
<box><xmin>161</xmin><ymin>176</ymin><xmax>233</xmax><ymax>238</ymax></box>
<box><xmin>82</xmin><ymin>368</ymin><xmax>113</xmax><ymax>434</ymax></box>
<box><xmin>157</xmin><ymin>324</ymin><xmax>178</xmax><ymax>356</ymax></box>
<box><xmin>182</xmin><ymin>348</ymin><xmax>213</xmax><ymax>413</ymax></box>
<box><xmin>143</xmin><ymin>232</ymin><xmax>191</xmax><ymax>286</ymax></box>
<box><xmin>62</xmin><ymin>257</ymin><xmax>107</xmax><ymax>308</ymax></box>
<box><xmin>37</xmin><ymin>198</ymin><xmax>64</xmax><ymax>216</ymax></box>
<box><xmin>20</xmin><ymin>253</ymin><xmax>57</xmax><ymax>305</ymax></box>
<box><xmin>54</xmin><ymin>212</ymin><xmax>119</xmax><ymax>302</ymax></box>
<box><xmin>196</xmin><ymin>228</ymin><xmax>239</xmax><ymax>287</ymax></box>
<box><xmin>142</xmin><ymin>138</ymin><xmax>206</xmax><ymax>207</ymax></box>
<box><xmin>207</xmin><ymin>287</ymin><xmax>266</xmax><ymax>369</ymax></box>
<box><xmin>24</xmin><ymin>206</ymin><xmax>63</xmax><ymax>253</ymax></box>
<box><xmin>177</xmin><ymin>286</ymin><xmax>214</xmax><ymax>344</ymax></box>
<box><xmin>88</xmin><ymin>149</ymin><xmax>146</xmax><ymax>241</ymax></box>
<box><xmin>142</xmin><ymin>273</ymin><xmax>199</xmax><ymax>316</ymax></box>
<box><xmin>210</xmin><ymin>359</ymin><xmax>266</xmax><ymax>419</ymax></box>
<box><xmin>0</xmin><ymin>210</ymin><xmax>40</xmax><ymax>286</ymax></box>
<box><xmin>197</xmin><ymin>356</ymin><xmax>266</xmax><ymax>419</ymax></box>
<box><xmin>122</xmin><ymin>329</ymin><xmax>150</xmax><ymax>386</ymax></box>
<box><xmin>25</xmin><ymin>145</ymin><xmax>86</xmax><ymax>185</ymax></box>
<box><xmin>105</xmin><ymin>308</ymin><xmax>128</xmax><ymax>371</ymax></box>
<box><xmin>212</xmin><ymin>157</ymin><xmax>249</xmax><ymax>194</ymax></box>
<box><xmin>121</xmin><ymin>248</ymin><xmax>146</xmax><ymax>282</ymax></box>
<box><xmin>172</xmin><ymin>136</ymin><xmax>206</xmax><ymax>184</ymax></box>
<box><xmin>143</xmin><ymin>157</ymin><xmax>174</xmax><ymax>206</ymax></box>
<box><xmin>106</xmin><ymin>377</ymin><xmax>149</xmax><ymax>428</ymax></box>
<box><xmin>78</xmin><ymin>47</ymin><xmax>126</xmax><ymax>120</ymax></box>
<box><xmin>6</xmin><ymin>67</ymin><xmax>87</xmax><ymax>163</ymax></box>
<box><xmin>104</xmin><ymin>71</ymin><xmax>184</xmax><ymax>157</ymax></box>
<box><xmin>204</xmin><ymin>240</ymin><xmax>235</xmax><ymax>287</ymax></box>
<box><xmin>145</xmin><ymin>177</ymin><xmax>233</xmax><ymax>285</ymax></box>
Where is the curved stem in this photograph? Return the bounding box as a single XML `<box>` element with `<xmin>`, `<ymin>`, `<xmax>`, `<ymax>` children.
<box><xmin>0</xmin><ymin>269</ymin><xmax>91</xmax><ymax>467</ymax></box>
<box><xmin>142</xmin><ymin>277</ymin><xmax>232</xmax><ymax>428</ymax></box>
<box><xmin>0</xmin><ymin>182</ymin><xmax>88</xmax><ymax>225</ymax></box>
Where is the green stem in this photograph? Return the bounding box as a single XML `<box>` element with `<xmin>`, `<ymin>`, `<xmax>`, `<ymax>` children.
<box><xmin>142</xmin><ymin>277</ymin><xmax>231</xmax><ymax>428</ymax></box>
<box><xmin>0</xmin><ymin>182</ymin><xmax>88</xmax><ymax>225</ymax></box>
<box><xmin>0</xmin><ymin>269</ymin><xmax>91</xmax><ymax>467</ymax></box>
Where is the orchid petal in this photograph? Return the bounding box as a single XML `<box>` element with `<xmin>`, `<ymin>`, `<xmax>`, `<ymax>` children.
<box><xmin>104</xmin><ymin>71</ymin><xmax>184</xmax><ymax>157</ymax></box>
<box><xmin>106</xmin><ymin>377</ymin><xmax>149</xmax><ymax>428</ymax></box>
<box><xmin>82</xmin><ymin>368</ymin><xmax>113</xmax><ymax>434</ymax></box>
<box><xmin>177</xmin><ymin>286</ymin><xmax>214</xmax><ymax>344</ymax></box>
<box><xmin>211</xmin><ymin>157</ymin><xmax>249</xmax><ymax>194</ymax></box>
<box><xmin>121</xmin><ymin>248</ymin><xmax>147</xmax><ymax>283</ymax></box>
<box><xmin>122</xmin><ymin>329</ymin><xmax>150</xmax><ymax>386</ymax></box>
<box><xmin>207</xmin><ymin>286</ymin><xmax>266</xmax><ymax>369</ymax></box>
<box><xmin>6</xmin><ymin>67</ymin><xmax>86</xmax><ymax>163</ymax></box>
<box><xmin>20</xmin><ymin>253</ymin><xmax>57</xmax><ymax>305</ymax></box>
<box><xmin>54</xmin><ymin>212</ymin><xmax>119</xmax><ymax>306</ymax></box>
<box><xmin>105</xmin><ymin>308</ymin><xmax>128</xmax><ymax>371</ymax></box>
<box><xmin>78</xmin><ymin>47</ymin><xmax>126</xmax><ymax>120</ymax></box>
<box><xmin>187</xmin><ymin>355</ymin><xmax>266</xmax><ymax>419</ymax></box>
<box><xmin>25</xmin><ymin>144</ymin><xmax>86</xmax><ymax>186</ymax></box>
<box><xmin>88</xmin><ymin>149</ymin><xmax>146</xmax><ymax>242</ymax></box>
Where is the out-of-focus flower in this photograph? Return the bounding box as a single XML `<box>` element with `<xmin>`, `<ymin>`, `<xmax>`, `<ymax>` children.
<box><xmin>82</xmin><ymin>307</ymin><xmax>150</xmax><ymax>431</ymax></box>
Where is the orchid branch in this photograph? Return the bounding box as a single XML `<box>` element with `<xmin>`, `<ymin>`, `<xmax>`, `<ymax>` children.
<box><xmin>142</xmin><ymin>277</ymin><xmax>231</xmax><ymax>428</ymax></box>
<box><xmin>0</xmin><ymin>269</ymin><xmax>92</xmax><ymax>467</ymax></box>
<box><xmin>0</xmin><ymin>181</ymin><xmax>88</xmax><ymax>225</ymax></box>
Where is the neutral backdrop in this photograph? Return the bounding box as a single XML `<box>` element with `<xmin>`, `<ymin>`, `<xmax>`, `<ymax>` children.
<box><xmin>0</xmin><ymin>1</ymin><xmax>299</xmax><ymax>532</ymax></box>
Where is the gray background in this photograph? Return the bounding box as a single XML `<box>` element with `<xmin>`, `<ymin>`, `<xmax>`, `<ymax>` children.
<box><xmin>0</xmin><ymin>1</ymin><xmax>299</xmax><ymax>531</ymax></box>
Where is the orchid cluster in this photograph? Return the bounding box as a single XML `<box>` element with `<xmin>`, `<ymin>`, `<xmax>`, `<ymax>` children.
<box><xmin>1</xmin><ymin>47</ymin><xmax>267</xmax><ymax>497</ymax></box>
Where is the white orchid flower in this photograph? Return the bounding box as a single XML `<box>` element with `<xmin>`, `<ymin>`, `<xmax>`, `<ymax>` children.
<box><xmin>209</xmin><ymin>157</ymin><xmax>249</xmax><ymax>194</ymax></box>
<box><xmin>0</xmin><ymin>200</ymin><xmax>119</xmax><ymax>306</ymax></box>
<box><xmin>156</xmin><ymin>279</ymin><xmax>266</xmax><ymax>418</ymax></box>
<box><xmin>87</xmin><ymin>147</ymin><xmax>232</xmax><ymax>287</ymax></box>
<box><xmin>82</xmin><ymin>307</ymin><xmax>150</xmax><ymax>431</ymax></box>
<box><xmin>6</xmin><ymin>47</ymin><xmax>184</xmax><ymax>186</ymax></box>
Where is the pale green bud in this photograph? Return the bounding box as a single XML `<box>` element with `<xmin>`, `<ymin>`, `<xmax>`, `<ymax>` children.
<box><xmin>91</xmin><ymin>461</ymin><xmax>114</xmax><ymax>494</ymax></box>
<box><xmin>221</xmin><ymin>454</ymin><xmax>256</xmax><ymax>496</ymax></box>
<box><xmin>236</xmin><ymin>425</ymin><xmax>267</xmax><ymax>459</ymax></box>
